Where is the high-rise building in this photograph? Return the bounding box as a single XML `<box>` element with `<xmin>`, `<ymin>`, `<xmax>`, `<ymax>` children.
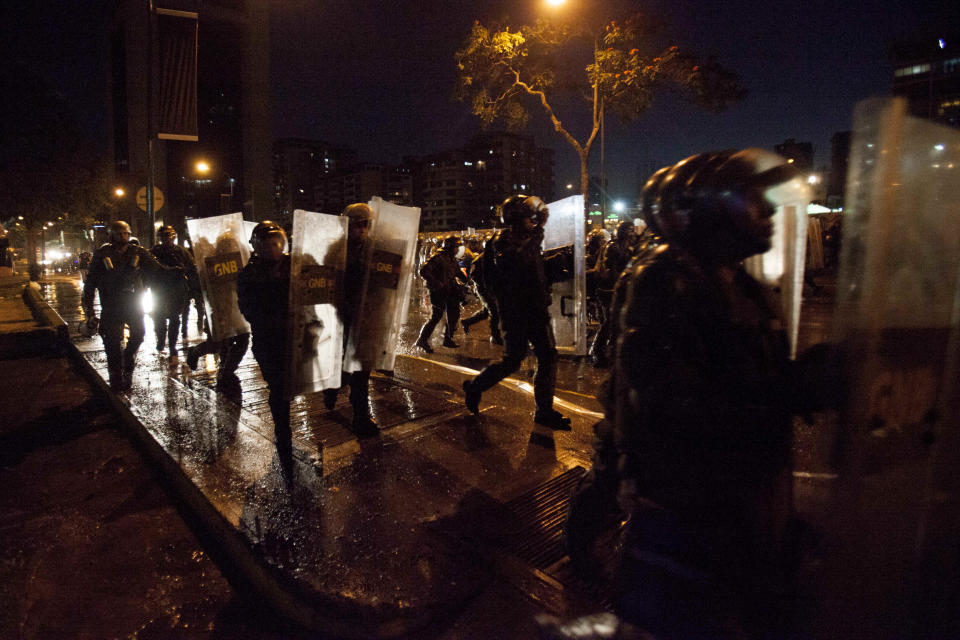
<box><xmin>828</xmin><ymin>131</ymin><xmax>851</xmax><ymax>208</ymax></box>
<box><xmin>892</xmin><ymin>35</ymin><xmax>960</xmax><ymax>128</ymax></box>
<box><xmin>108</xmin><ymin>0</ymin><xmax>273</xmax><ymax>240</ymax></box>
<box><xmin>273</xmin><ymin>138</ymin><xmax>356</xmax><ymax>217</ymax></box>
<box><xmin>408</xmin><ymin>150</ymin><xmax>479</xmax><ymax>231</ymax></box>
<box><xmin>464</xmin><ymin>131</ymin><xmax>554</xmax><ymax>222</ymax></box>
<box><xmin>313</xmin><ymin>163</ymin><xmax>413</xmax><ymax>215</ymax></box>
<box><xmin>407</xmin><ymin>131</ymin><xmax>555</xmax><ymax>231</ymax></box>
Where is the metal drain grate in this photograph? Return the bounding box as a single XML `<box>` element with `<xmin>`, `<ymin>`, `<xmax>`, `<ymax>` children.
<box><xmin>498</xmin><ymin>466</ymin><xmax>587</xmax><ymax>570</ymax></box>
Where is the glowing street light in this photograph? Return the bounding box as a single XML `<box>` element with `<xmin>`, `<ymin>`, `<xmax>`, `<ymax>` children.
<box><xmin>114</xmin><ymin>187</ymin><xmax>125</xmax><ymax>197</ymax></box>
<box><xmin>546</xmin><ymin>0</ymin><xmax>566</xmax><ymax>6</ymax></box>
<box><xmin>195</xmin><ymin>160</ymin><xmax>211</xmax><ymax>174</ymax></box>
<box><xmin>613</xmin><ymin>200</ymin><xmax>626</xmax><ymax>213</ymax></box>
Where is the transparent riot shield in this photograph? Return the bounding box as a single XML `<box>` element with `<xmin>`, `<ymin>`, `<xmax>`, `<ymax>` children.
<box><xmin>541</xmin><ymin>195</ymin><xmax>586</xmax><ymax>355</ymax></box>
<box><xmin>186</xmin><ymin>213</ymin><xmax>251</xmax><ymax>341</ymax></box>
<box><xmin>817</xmin><ymin>97</ymin><xmax>960</xmax><ymax>635</ymax></box>
<box><xmin>742</xmin><ymin>157</ymin><xmax>811</xmax><ymax>358</ymax></box>
<box><xmin>343</xmin><ymin>197</ymin><xmax>421</xmax><ymax>372</ymax></box>
<box><xmin>287</xmin><ymin>210</ymin><xmax>348</xmax><ymax>396</ymax></box>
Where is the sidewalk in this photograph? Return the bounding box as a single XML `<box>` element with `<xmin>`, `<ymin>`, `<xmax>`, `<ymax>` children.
<box><xmin>39</xmin><ymin>274</ymin><xmax>610</xmax><ymax>637</ymax></box>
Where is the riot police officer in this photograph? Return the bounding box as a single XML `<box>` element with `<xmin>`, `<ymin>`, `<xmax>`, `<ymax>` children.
<box><xmin>185</xmin><ymin>229</ymin><xmax>250</xmax><ymax>391</ymax></box>
<box><xmin>460</xmin><ymin>237</ymin><xmax>503</xmax><ymax>345</ymax></box>
<box><xmin>588</xmin><ymin>219</ymin><xmax>636</xmax><ymax>367</ymax></box>
<box><xmin>149</xmin><ymin>225</ymin><xmax>196</xmax><ymax>355</ymax></box>
<box><xmin>602</xmin><ymin>150</ymin><xmax>835</xmax><ymax>637</ymax></box>
<box><xmin>237</xmin><ymin>221</ymin><xmax>290</xmax><ymax>433</ymax></box>
<box><xmin>321</xmin><ymin>203</ymin><xmax>378</xmax><ymax>437</ymax></box>
<box><xmin>415</xmin><ymin>235</ymin><xmax>466</xmax><ymax>352</ymax></box>
<box><xmin>462</xmin><ymin>195</ymin><xmax>571</xmax><ymax>429</ymax></box>
<box><xmin>82</xmin><ymin>220</ymin><xmax>181</xmax><ymax>390</ymax></box>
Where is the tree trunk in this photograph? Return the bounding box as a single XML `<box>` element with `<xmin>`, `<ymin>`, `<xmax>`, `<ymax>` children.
<box><xmin>579</xmin><ymin>149</ymin><xmax>591</xmax><ymax>225</ymax></box>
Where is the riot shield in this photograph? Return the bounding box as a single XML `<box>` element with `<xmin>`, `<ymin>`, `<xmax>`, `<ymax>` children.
<box><xmin>343</xmin><ymin>197</ymin><xmax>421</xmax><ymax>372</ymax></box>
<box><xmin>817</xmin><ymin>97</ymin><xmax>960</xmax><ymax>635</ymax></box>
<box><xmin>186</xmin><ymin>213</ymin><xmax>251</xmax><ymax>341</ymax></box>
<box><xmin>287</xmin><ymin>210</ymin><xmax>348</xmax><ymax>396</ymax></box>
<box><xmin>742</xmin><ymin>155</ymin><xmax>811</xmax><ymax>358</ymax></box>
<box><xmin>541</xmin><ymin>195</ymin><xmax>587</xmax><ymax>355</ymax></box>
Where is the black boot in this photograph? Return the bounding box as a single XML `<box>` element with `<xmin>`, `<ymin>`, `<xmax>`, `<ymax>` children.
<box><xmin>186</xmin><ymin>346</ymin><xmax>200</xmax><ymax>370</ymax></box>
<box><xmin>534</xmin><ymin>409</ymin><xmax>571</xmax><ymax>429</ymax></box>
<box><xmin>323</xmin><ymin>388</ymin><xmax>339</xmax><ymax>410</ymax></box>
<box><xmin>463</xmin><ymin>380</ymin><xmax>481</xmax><ymax>415</ymax></box>
<box><xmin>352</xmin><ymin>414</ymin><xmax>379</xmax><ymax>438</ymax></box>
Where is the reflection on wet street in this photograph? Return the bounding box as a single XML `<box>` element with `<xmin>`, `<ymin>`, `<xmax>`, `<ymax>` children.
<box><xmin>43</xmin><ymin>273</ymin><xmax>603</xmax><ymax>633</ymax></box>
<box><xmin>41</xmin><ymin>272</ymin><xmax>840</xmax><ymax>634</ymax></box>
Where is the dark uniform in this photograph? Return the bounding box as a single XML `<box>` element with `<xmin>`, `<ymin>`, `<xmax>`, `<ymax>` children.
<box><xmin>322</xmin><ymin>203</ymin><xmax>377</xmax><ymax>436</ymax></box>
<box><xmin>149</xmin><ymin>238</ymin><xmax>196</xmax><ymax>353</ymax></box>
<box><xmin>463</xmin><ymin>195</ymin><xmax>570</xmax><ymax>428</ymax></box>
<box><xmin>82</xmin><ymin>236</ymin><xmax>178</xmax><ymax>389</ymax></box>
<box><xmin>237</xmin><ymin>231</ymin><xmax>290</xmax><ymax>433</ymax></box>
<box><xmin>588</xmin><ymin>221</ymin><xmax>635</xmax><ymax>367</ymax></box>
<box><xmin>586</xmin><ymin>150</ymin><xmax>834</xmax><ymax>638</ymax></box>
<box><xmin>460</xmin><ymin>245</ymin><xmax>503</xmax><ymax>345</ymax></box>
<box><xmin>415</xmin><ymin>237</ymin><xmax>465</xmax><ymax>351</ymax></box>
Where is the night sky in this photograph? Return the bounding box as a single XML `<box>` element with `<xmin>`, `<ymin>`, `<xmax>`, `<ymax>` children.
<box><xmin>5</xmin><ymin>0</ymin><xmax>958</xmax><ymax>203</ymax></box>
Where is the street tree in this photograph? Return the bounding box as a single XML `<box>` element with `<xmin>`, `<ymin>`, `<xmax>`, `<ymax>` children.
<box><xmin>455</xmin><ymin>14</ymin><xmax>745</xmax><ymax>205</ymax></box>
<box><xmin>0</xmin><ymin>64</ymin><xmax>108</xmax><ymax>265</ymax></box>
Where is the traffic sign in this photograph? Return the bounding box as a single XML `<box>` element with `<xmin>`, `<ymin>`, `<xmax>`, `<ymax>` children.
<box><xmin>136</xmin><ymin>186</ymin><xmax>165</xmax><ymax>212</ymax></box>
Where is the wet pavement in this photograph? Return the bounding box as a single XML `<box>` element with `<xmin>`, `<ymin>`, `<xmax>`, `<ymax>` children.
<box><xmin>22</xmin><ymin>272</ymin><xmax>842</xmax><ymax>637</ymax></box>
<box><xmin>41</xmin><ymin>274</ymin><xmax>608</xmax><ymax>636</ymax></box>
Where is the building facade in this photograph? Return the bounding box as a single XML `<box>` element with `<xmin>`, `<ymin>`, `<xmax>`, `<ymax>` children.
<box><xmin>108</xmin><ymin>0</ymin><xmax>273</xmax><ymax>242</ymax></box>
<box><xmin>407</xmin><ymin>131</ymin><xmax>555</xmax><ymax>231</ymax></box>
<box><xmin>273</xmin><ymin>138</ymin><xmax>356</xmax><ymax>217</ymax></box>
<box><xmin>893</xmin><ymin>35</ymin><xmax>960</xmax><ymax>128</ymax></box>
<box><xmin>313</xmin><ymin>163</ymin><xmax>413</xmax><ymax>215</ymax></box>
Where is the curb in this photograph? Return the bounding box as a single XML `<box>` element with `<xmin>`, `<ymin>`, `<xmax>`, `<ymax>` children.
<box><xmin>0</xmin><ymin>283</ymin><xmax>68</xmax><ymax>358</ymax></box>
<box><xmin>22</xmin><ymin>281</ymin><xmax>69</xmax><ymax>346</ymax></box>
<box><xmin>63</xmin><ymin>334</ymin><xmax>445</xmax><ymax>638</ymax></box>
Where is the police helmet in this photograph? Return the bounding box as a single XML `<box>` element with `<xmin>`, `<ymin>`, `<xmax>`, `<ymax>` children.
<box><xmin>158</xmin><ymin>225</ymin><xmax>177</xmax><ymax>242</ymax></box>
<box><xmin>214</xmin><ymin>231</ymin><xmax>241</xmax><ymax>254</ymax></box>
<box><xmin>442</xmin><ymin>236</ymin><xmax>461</xmax><ymax>252</ymax></box>
<box><xmin>342</xmin><ymin>203</ymin><xmax>373</xmax><ymax>226</ymax></box>
<box><xmin>498</xmin><ymin>194</ymin><xmax>549</xmax><ymax>227</ymax></box>
<box><xmin>108</xmin><ymin>220</ymin><xmax>132</xmax><ymax>242</ymax></box>
<box><xmin>249</xmin><ymin>220</ymin><xmax>288</xmax><ymax>255</ymax></box>
<box><xmin>641</xmin><ymin>148</ymin><xmax>802</xmax><ymax>251</ymax></box>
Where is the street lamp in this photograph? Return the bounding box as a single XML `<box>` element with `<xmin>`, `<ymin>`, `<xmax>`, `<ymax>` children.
<box><xmin>195</xmin><ymin>160</ymin><xmax>234</xmax><ymax>214</ymax></box>
<box><xmin>114</xmin><ymin>187</ymin><xmax>125</xmax><ymax>197</ymax></box>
